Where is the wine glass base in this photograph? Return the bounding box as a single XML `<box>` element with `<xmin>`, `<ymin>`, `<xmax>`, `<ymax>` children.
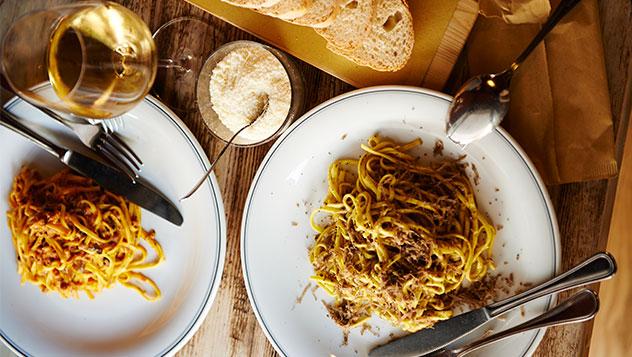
<box><xmin>152</xmin><ymin>17</ymin><xmax>215</xmax><ymax>113</ymax></box>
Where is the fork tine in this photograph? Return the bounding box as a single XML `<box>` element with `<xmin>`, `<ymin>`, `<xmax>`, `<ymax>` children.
<box><xmin>108</xmin><ymin>133</ymin><xmax>143</xmax><ymax>166</ymax></box>
<box><xmin>98</xmin><ymin>136</ymin><xmax>142</xmax><ymax>173</ymax></box>
<box><xmin>100</xmin><ymin>119</ymin><xmax>117</xmax><ymax>134</ymax></box>
<box><xmin>95</xmin><ymin>142</ymin><xmax>138</xmax><ymax>183</ymax></box>
<box><xmin>114</xmin><ymin>116</ymin><xmax>125</xmax><ymax>129</ymax></box>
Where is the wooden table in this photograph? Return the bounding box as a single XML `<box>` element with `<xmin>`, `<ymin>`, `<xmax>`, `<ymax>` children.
<box><xmin>0</xmin><ymin>0</ymin><xmax>630</xmax><ymax>356</ymax></box>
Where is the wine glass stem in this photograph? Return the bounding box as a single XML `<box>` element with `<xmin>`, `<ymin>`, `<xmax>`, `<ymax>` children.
<box><xmin>158</xmin><ymin>58</ymin><xmax>189</xmax><ymax>72</ymax></box>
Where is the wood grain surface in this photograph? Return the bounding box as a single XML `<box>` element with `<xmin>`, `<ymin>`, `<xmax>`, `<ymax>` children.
<box><xmin>590</xmin><ymin>93</ymin><xmax>632</xmax><ymax>357</ymax></box>
<box><xmin>0</xmin><ymin>0</ymin><xmax>630</xmax><ymax>356</ymax></box>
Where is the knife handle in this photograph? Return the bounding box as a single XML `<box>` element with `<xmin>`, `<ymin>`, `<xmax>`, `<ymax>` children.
<box><xmin>1</xmin><ymin>107</ymin><xmax>65</xmax><ymax>158</ymax></box>
<box><xmin>488</xmin><ymin>252</ymin><xmax>616</xmax><ymax>317</ymax></box>
<box><xmin>453</xmin><ymin>289</ymin><xmax>599</xmax><ymax>357</ymax></box>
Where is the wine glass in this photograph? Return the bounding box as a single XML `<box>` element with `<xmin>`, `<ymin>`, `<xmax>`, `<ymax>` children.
<box><xmin>151</xmin><ymin>17</ymin><xmax>216</xmax><ymax>113</ymax></box>
<box><xmin>1</xmin><ymin>1</ymin><xmax>157</xmax><ymax>120</ymax></box>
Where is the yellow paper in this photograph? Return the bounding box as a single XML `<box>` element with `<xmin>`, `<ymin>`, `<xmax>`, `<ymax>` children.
<box><xmin>479</xmin><ymin>0</ymin><xmax>551</xmax><ymax>24</ymax></box>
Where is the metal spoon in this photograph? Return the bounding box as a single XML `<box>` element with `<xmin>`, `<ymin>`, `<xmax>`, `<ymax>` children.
<box><xmin>180</xmin><ymin>95</ymin><xmax>269</xmax><ymax>200</ymax></box>
<box><xmin>446</xmin><ymin>0</ymin><xmax>582</xmax><ymax>145</ymax></box>
<box><xmin>425</xmin><ymin>289</ymin><xmax>599</xmax><ymax>357</ymax></box>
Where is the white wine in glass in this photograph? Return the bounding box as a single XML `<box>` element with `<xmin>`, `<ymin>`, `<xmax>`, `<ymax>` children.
<box><xmin>2</xmin><ymin>2</ymin><xmax>157</xmax><ymax>119</ymax></box>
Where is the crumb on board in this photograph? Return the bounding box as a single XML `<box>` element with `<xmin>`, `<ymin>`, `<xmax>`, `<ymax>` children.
<box><xmin>296</xmin><ymin>202</ymin><xmax>299</xmax><ymax>207</ymax></box>
<box><xmin>496</xmin><ymin>224</ymin><xmax>504</xmax><ymax>231</ymax></box>
<box><xmin>295</xmin><ymin>283</ymin><xmax>312</xmax><ymax>306</ymax></box>
<box><xmin>502</xmin><ymin>242</ymin><xmax>506</xmax><ymax>247</ymax></box>
<box><xmin>433</xmin><ymin>139</ymin><xmax>444</xmax><ymax>157</ymax></box>
<box><xmin>495</xmin><ymin>187</ymin><xmax>500</xmax><ymax>192</ymax></box>
<box><xmin>341</xmin><ymin>133</ymin><xmax>347</xmax><ymax>140</ymax></box>
<box><xmin>471</xmin><ymin>163</ymin><xmax>480</xmax><ymax>185</ymax></box>
<box><xmin>360</xmin><ymin>323</ymin><xmax>379</xmax><ymax>337</ymax></box>
<box><xmin>504</xmin><ymin>261</ymin><xmax>508</xmax><ymax>265</ymax></box>
<box><xmin>516</xmin><ymin>253</ymin><xmax>520</xmax><ymax>260</ymax></box>
<box><xmin>291</xmin><ymin>221</ymin><xmax>298</xmax><ymax>226</ymax></box>
<box><xmin>310</xmin><ymin>283</ymin><xmax>320</xmax><ymax>301</ymax></box>
<box><xmin>342</xmin><ymin>330</ymin><xmax>350</xmax><ymax>346</ymax></box>
<box><xmin>520</xmin><ymin>305</ymin><xmax>526</xmax><ymax>317</ymax></box>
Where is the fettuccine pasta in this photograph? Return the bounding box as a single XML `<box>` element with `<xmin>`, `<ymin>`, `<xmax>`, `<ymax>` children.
<box><xmin>7</xmin><ymin>167</ymin><xmax>163</xmax><ymax>301</ymax></box>
<box><xmin>309</xmin><ymin>135</ymin><xmax>495</xmax><ymax>332</ymax></box>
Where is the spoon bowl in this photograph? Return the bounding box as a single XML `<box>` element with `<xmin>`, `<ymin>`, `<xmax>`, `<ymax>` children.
<box><xmin>445</xmin><ymin>0</ymin><xmax>582</xmax><ymax>145</ymax></box>
<box><xmin>446</xmin><ymin>70</ymin><xmax>512</xmax><ymax>145</ymax></box>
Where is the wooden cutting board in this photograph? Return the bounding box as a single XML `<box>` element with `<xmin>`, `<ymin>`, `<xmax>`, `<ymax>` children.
<box><xmin>185</xmin><ymin>0</ymin><xmax>478</xmax><ymax>89</ymax></box>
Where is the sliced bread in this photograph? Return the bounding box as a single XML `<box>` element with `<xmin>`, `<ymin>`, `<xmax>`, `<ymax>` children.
<box><xmin>256</xmin><ymin>0</ymin><xmax>312</xmax><ymax>20</ymax></box>
<box><xmin>315</xmin><ymin>0</ymin><xmax>374</xmax><ymax>51</ymax></box>
<box><xmin>286</xmin><ymin>0</ymin><xmax>339</xmax><ymax>28</ymax></box>
<box><xmin>328</xmin><ymin>0</ymin><xmax>413</xmax><ymax>71</ymax></box>
<box><xmin>221</xmin><ymin>0</ymin><xmax>282</xmax><ymax>9</ymax></box>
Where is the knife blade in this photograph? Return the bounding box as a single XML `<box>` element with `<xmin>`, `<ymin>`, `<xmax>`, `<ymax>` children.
<box><xmin>1</xmin><ymin>107</ymin><xmax>183</xmax><ymax>226</ymax></box>
<box><xmin>370</xmin><ymin>307</ymin><xmax>491</xmax><ymax>357</ymax></box>
<box><xmin>369</xmin><ymin>252</ymin><xmax>616</xmax><ymax>357</ymax></box>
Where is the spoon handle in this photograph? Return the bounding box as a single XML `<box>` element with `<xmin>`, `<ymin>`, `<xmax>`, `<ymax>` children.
<box><xmin>180</xmin><ymin>123</ymin><xmax>251</xmax><ymax>200</ymax></box>
<box><xmin>453</xmin><ymin>289</ymin><xmax>599</xmax><ymax>357</ymax></box>
<box><xmin>512</xmin><ymin>0</ymin><xmax>582</xmax><ymax>70</ymax></box>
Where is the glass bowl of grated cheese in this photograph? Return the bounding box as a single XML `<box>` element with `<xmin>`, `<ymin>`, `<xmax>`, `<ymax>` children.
<box><xmin>197</xmin><ymin>40</ymin><xmax>305</xmax><ymax>147</ymax></box>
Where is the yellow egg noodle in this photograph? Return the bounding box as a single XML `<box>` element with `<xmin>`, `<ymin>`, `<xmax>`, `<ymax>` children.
<box><xmin>7</xmin><ymin>167</ymin><xmax>163</xmax><ymax>301</ymax></box>
<box><xmin>309</xmin><ymin>135</ymin><xmax>496</xmax><ymax>332</ymax></box>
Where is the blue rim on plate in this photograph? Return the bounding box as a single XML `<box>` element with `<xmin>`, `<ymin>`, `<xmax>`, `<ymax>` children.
<box><xmin>0</xmin><ymin>95</ymin><xmax>226</xmax><ymax>357</ymax></box>
<box><xmin>240</xmin><ymin>86</ymin><xmax>561</xmax><ymax>357</ymax></box>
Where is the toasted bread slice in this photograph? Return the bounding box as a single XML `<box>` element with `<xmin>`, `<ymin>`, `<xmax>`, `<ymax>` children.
<box><xmin>287</xmin><ymin>0</ymin><xmax>339</xmax><ymax>28</ymax></box>
<box><xmin>315</xmin><ymin>0</ymin><xmax>374</xmax><ymax>51</ymax></box>
<box><xmin>328</xmin><ymin>0</ymin><xmax>413</xmax><ymax>71</ymax></box>
<box><xmin>221</xmin><ymin>0</ymin><xmax>282</xmax><ymax>9</ymax></box>
<box><xmin>257</xmin><ymin>0</ymin><xmax>312</xmax><ymax>20</ymax></box>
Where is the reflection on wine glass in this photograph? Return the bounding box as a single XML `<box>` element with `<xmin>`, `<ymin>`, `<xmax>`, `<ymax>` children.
<box><xmin>1</xmin><ymin>1</ymin><xmax>157</xmax><ymax>120</ymax></box>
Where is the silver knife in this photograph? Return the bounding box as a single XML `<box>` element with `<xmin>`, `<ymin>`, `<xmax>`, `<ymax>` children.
<box><xmin>369</xmin><ymin>252</ymin><xmax>616</xmax><ymax>357</ymax></box>
<box><xmin>0</xmin><ymin>108</ymin><xmax>183</xmax><ymax>226</ymax></box>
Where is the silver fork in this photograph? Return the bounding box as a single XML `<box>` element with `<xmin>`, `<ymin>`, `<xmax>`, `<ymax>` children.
<box><xmin>36</xmin><ymin>105</ymin><xmax>143</xmax><ymax>182</ymax></box>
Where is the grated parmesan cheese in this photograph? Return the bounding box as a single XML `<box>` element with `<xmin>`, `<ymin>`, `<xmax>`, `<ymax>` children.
<box><xmin>209</xmin><ymin>45</ymin><xmax>291</xmax><ymax>142</ymax></box>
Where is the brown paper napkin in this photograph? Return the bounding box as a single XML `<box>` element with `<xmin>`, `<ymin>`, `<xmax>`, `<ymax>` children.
<box><xmin>464</xmin><ymin>0</ymin><xmax>617</xmax><ymax>184</ymax></box>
